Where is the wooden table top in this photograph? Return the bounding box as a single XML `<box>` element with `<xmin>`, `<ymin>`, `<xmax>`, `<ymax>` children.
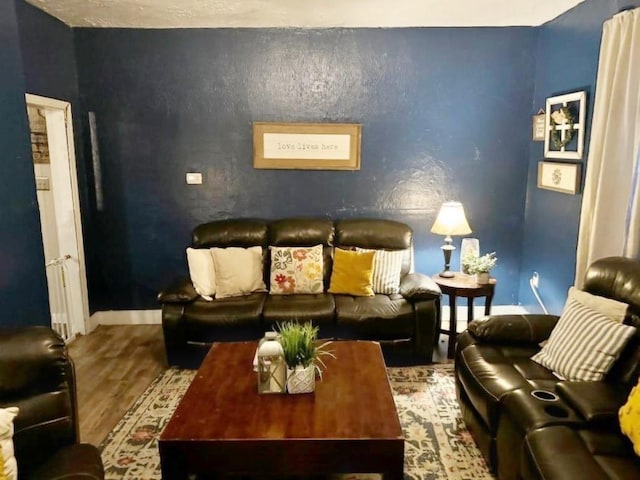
<box><xmin>160</xmin><ymin>340</ymin><xmax>403</xmax><ymax>442</ymax></box>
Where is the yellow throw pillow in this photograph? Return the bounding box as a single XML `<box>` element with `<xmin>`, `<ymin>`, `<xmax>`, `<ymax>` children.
<box><xmin>328</xmin><ymin>248</ymin><xmax>375</xmax><ymax>296</ymax></box>
<box><xmin>620</xmin><ymin>380</ymin><xmax>640</xmax><ymax>455</ymax></box>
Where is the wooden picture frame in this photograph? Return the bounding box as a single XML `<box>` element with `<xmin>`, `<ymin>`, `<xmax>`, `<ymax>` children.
<box><xmin>544</xmin><ymin>91</ymin><xmax>586</xmax><ymax>159</ymax></box>
<box><xmin>253</xmin><ymin>122</ymin><xmax>362</xmax><ymax>170</ymax></box>
<box><xmin>537</xmin><ymin>161</ymin><xmax>581</xmax><ymax>195</ymax></box>
<box><xmin>532</xmin><ymin>113</ymin><xmax>546</xmax><ymax>141</ymax></box>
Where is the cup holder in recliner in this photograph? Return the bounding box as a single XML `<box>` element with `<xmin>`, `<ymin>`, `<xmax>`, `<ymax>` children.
<box><xmin>530</xmin><ymin>389</ymin><xmax>559</xmax><ymax>402</ymax></box>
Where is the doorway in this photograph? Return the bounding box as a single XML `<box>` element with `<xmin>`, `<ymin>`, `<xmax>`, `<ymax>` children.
<box><xmin>25</xmin><ymin>93</ymin><xmax>90</xmax><ymax>341</ymax></box>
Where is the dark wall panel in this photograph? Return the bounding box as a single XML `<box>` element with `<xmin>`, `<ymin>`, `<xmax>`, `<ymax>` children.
<box><xmin>74</xmin><ymin>27</ymin><xmax>536</xmax><ymax>311</ymax></box>
<box><xmin>0</xmin><ymin>0</ymin><xmax>50</xmax><ymax>326</ymax></box>
<box><xmin>519</xmin><ymin>0</ymin><xmax>640</xmax><ymax>314</ymax></box>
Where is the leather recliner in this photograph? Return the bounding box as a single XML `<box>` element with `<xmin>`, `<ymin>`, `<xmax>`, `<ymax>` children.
<box><xmin>0</xmin><ymin>326</ymin><xmax>104</xmax><ymax>480</ymax></box>
<box><xmin>454</xmin><ymin>256</ymin><xmax>640</xmax><ymax>479</ymax></box>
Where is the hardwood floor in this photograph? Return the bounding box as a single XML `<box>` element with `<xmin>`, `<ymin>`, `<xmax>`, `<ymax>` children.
<box><xmin>67</xmin><ymin>325</ymin><xmax>167</xmax><ymax>445</ymax></box>
<box><xmin>67</xmin><ymin>324</ymin><xmax>451</xmax><ymax>446</ymax></box>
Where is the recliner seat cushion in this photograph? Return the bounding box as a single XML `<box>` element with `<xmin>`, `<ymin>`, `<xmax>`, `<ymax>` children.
<box><xmin>182</xmin><ymin>293</ymin><xmax>266</xmax><ymax>341</ymax></box>
<box><xmin>335</xmin><ymin>294</ymin><xmax>414</xmax><ymax>337</ymax></box>
<box><xmin>262</xmin><ymin>294</ymin><xmax>335</xmax><ymax>326</ymax></box>
<box><xmin>456</xmin><ymin>343</ymin><xmax>556</xmax><ymax>435</ymax></box>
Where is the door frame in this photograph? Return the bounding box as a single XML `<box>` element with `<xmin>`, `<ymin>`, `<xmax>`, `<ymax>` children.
<box><xmin>26</xmin><ymin>93</ymin><xmax>91</xmax><ymax>335</ymax></box>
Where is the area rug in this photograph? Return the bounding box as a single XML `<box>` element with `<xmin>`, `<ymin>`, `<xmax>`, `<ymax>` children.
<box><xmin>99</xmin><ymin>364</ymin><xmax>494</xmax><ymax>479</ymax></box>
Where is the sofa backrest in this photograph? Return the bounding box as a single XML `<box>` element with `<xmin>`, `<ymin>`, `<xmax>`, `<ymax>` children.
<box><xmin>0</xmin><ymin>327</ymin><xmax>78</xmax><ymax>478</ymax></box>
<box><xmin>583</xmin><ymin>256</ymin><xmax>640</xmax><ymax>388</ymax></box>
<box><xmin>334</xmin><ymin>218</ymin><xmax>414</xmax><ymax>277</ymax></box>
<box><xmin>190</xmin><ymin>217</ymin><xmax>415</xmax><ymax>292</ymax></box>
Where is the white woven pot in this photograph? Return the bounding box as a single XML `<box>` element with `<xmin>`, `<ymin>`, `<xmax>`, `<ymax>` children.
<box><xmin>286</xmin><ymin>365</ymin><xmax>315</xmax><ymax>394</ymax></box>
<box><xmin>475</xmin><ymin>272</ymin><xmax>490</xmax><ymax>284</ymax></box>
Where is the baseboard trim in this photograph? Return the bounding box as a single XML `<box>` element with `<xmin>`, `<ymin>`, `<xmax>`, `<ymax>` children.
<box><xmin>90</xmin><ymin>305</ymin><xmax>527</xmax><ymax>327</ymax></box>
<box><xmin>91</xmin><ymin>310</ymin><xmax>162</xmax><ymax>326</ymax></box>
<box><xmin>439</xmin><ymin>305</ymin><xmax>527</xmax><ymax>331</ymax></box>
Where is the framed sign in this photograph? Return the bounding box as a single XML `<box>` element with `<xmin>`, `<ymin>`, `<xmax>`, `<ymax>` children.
<box><xmin>544</xmin><ymin>91</ymin><xmax>586</xmax><ymax>159</ymax></box>
<box><xmin>253</xmin><ymin>122</ymin><xmax>361</xmax><ymax>170</ymax></box>
<box><xmin>532</xmin><ymin>111</ymin><xmax>545</xmax><ymax>141</ymax></box>
<box><xmin>537</xmin><ymin>161</ymin><xmax>581</xmax><ymax>195</ymax></box>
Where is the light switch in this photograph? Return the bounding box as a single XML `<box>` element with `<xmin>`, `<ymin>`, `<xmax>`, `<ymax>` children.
<box><xmin>186</xmin><ymin>172</ymin><xmax>203</xmax><ymax>185</ymax></box>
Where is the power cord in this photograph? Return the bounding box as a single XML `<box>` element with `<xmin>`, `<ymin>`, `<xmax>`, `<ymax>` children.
<box><xmin>529</xmin><ymin>272</ymin><xmax>548</xmax><ymax>314</ymax></box>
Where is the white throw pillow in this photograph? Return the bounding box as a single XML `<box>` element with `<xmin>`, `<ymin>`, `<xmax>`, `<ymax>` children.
<box><xmin>186</xmin><ymin>247</ymin><xmax>216</xmax><ymax>300</ymax></box>
<box><xmin>0</xmin><ymin>407</ymin><xmax>18</xmax><ymax>480</ymax></box>
<box><xmin>355</xmin><ymin>248</ymin><xmax>405</xmax><ymax>294</ymax></box>
<box><xmin>567</xmin><ymin>286</ymin><xmax>628</xmax><ymax>322</ymax></box>
<box><xmin>211</xmin><ymin>246</ymin><xmax>267</xmax><ymax>299</ymax></box>
<box><xmin>531</xmin><ymin>299</ymin><xmax>636</xmax><ymax>381</ymax></box>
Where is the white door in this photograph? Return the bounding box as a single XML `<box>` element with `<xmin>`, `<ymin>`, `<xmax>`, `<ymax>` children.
<box><xmin>27</xmin><ymin>94</ymin><xmax>90</xmax><ymax>340</ymax></box>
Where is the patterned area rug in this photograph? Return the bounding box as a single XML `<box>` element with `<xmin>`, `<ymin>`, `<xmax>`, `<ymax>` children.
<box><xmin>100</xmin><ymin>364</ymin><xmax>494</xmax><ymax>479</ymax></box>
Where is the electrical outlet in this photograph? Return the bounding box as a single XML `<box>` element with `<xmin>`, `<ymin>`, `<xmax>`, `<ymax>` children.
<box><xmin>532</xmin><ymin>271</ymin><xmax>539</xmax><ymax>288</ymax></box>
<box><xmin>185</xmin><ymin>172</ymin><xmax>203</xmax><ymax>185</ymax></box>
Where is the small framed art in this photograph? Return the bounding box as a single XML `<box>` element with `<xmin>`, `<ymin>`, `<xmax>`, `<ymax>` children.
<box><xmin>532</xmin><ymin>111</ymin><xmax>545</xmax><ymax>141</ymax></box>
<box><xmin>544</xmin><ymin>91</ymin><xmax>586</xmax><ymax>159</ymax></box>
<box><xmin>537</xmin><ymin>161</ymin><xmax>582</xmax><ymax>195</ymax></box>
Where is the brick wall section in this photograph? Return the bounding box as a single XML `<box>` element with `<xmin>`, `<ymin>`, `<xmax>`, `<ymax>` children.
<box><xmin>27</xmin><ymin>105</ymin><xmax>49</xmax><ymax>164</ymax></box>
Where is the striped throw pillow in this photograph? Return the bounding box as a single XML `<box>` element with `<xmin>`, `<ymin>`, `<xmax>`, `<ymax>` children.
<box><xmin>356</xmin><ymin>248</ymin><xmax>405</xmax><ymax>294</ymax></box>
<box><xmin>531</xmin><ymin>299</ymin><xmax>636</xmax><ymax>381</ymax></box>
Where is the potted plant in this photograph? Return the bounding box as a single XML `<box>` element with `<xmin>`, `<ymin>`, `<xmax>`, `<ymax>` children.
<box><xmin>462</xmin><ymin>252</ymin><xmax>497</xmax><ymax>284</ymax></box>
<box><xmin>276</xmin><ymin>321</ymin><xmax>334</xmax><ymax>394</ymax></box>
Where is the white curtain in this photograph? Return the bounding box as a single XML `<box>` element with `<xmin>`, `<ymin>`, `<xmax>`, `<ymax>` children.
<box><xmin>575</xmin><ymin>7</ymin><xmax>640</xmax><ymax>285</ymax></box>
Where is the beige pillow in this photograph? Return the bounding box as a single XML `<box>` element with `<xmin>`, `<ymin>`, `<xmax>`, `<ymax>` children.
<box><xmin>0</xmin><ymin>407</ymin><xmax>18</xmax><ymax>480</ymax></box>
<box><xmin>186</xmin><ymin>248</ymin><xmax>216</xmax><ymax>300</ymax></box>
<box><xmin>211</xmin><ymin>247</ymin><xmax>267</xmax><ymax>299</ymax></box>
<box><xmin>567</xmin><ymin>286</ymin><xmax>628</xmax><ymax>322</ymax></box>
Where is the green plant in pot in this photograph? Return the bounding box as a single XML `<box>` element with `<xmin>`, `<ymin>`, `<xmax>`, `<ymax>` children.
<box><xmin>462</xmin><ymin>252</ymin><xmax>497</xmax><ymax>284</ymax></box>
<box><xmin>276</xmin><ymin>321</ymin><xmax>334</xmax><ymax>394</ymax></box>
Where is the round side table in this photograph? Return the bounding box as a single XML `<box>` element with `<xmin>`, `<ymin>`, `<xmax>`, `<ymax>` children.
<box><xmin>432</xmin><ymin>273</ymin><xmax>497</xmax><ymax>358</ymax></box>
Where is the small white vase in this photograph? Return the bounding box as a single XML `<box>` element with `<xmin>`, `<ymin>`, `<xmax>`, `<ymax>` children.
<box><xmin>475</xmin><ymin>272</ymin><xmax>490</xmax><ymax>284</ymax></box>
<box><xmin>286</xmin><ymin>365</ymin><xmax>315</xmax><ymax>394</ymax></box>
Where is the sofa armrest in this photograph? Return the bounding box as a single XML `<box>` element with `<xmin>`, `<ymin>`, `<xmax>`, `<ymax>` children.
<box><xmin>467</xmin><ymin>314</ymin><xmax>560</xmax><ymax>344</ymax></box>
<box><xmin>400</xmin><ymin>273</ymin><xmax>441</xmax><ymax>301</ymax></box>
<box><xmin>157</xmin><ymin>276</ymin><xmax>198</xmax><ymax>303</ymax></box>
<box><xmin>557</xmin><ymin>381</ymin><xmax>629</xmax><ymax>426</ymax></box>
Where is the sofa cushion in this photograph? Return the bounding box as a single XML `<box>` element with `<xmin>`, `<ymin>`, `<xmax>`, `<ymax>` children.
<box><xmin>334</xmin><ymin>294</ymin><xmax>414</xmax><ymax>337</ymax></box>
<box><xmin>269</xmin><ymin>245</ymin><xmax>323</xmax><ymax>295</ymax></box>
<box><xmin>211</xmin><ymin>247</ymin><xmax>267</xmax><ymax>299</ymax></box>
<box><xmin>0</xmin><ymin>407</ymin><xmax>18</xmax><ymax>480</ymax></box>
<box><xmin>620</xmin><ymin>379</ymin><xmax>640</xmax><ymax>455</ymax></box>
<box><xmin>262</xmin><ymin>294</ymin><xmax>335</xmax><ymax>327</ymax></box>
<box><xmin>456</xmin><ymin>343</ymin><xmax>556</xmax><ymax>435</ymax></box>
<box><xmin>356</xmin><ymin>248</ymin><xmax>405</xmax><ymax>294</ymax></box>
<box><xmin>328</xmin><ymin>249</ymin><xmax>375</xmax><ymax>296</ymax></box>
<box><xmin>522</xmin><ymin>426</ymin><xmax>640</xmax><ymax>480</ymax></box>
<box><xmin>567</xmin><ymin>286</ymin><xmax>628</xmax><ymax>322</ymax></box>
<box><xmin>182</xmin><ymin>293</ymin><xmax>266</xmax><ymax>342</ymax></box>
<box><xmin>531</xmin><ymin>299</ymin><xmax>636</xmax><ymax>381</ymax></box>
<box><xmin>186</xmin><ymin>248</ymin><xmax>216</xmax><ymax>300</ymax></box>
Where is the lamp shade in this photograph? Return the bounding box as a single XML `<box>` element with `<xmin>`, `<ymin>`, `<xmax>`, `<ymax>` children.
<box><xmin>431</xmin><ymin>201</ymin><xmax>472</xmax><ymax>236</ymax></box>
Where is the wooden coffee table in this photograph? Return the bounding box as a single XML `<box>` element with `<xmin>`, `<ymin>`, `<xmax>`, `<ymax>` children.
<box><xmin>159</xmin><ymin>340</ymin><xmax>404</xmax><ymax>479</ymax></box>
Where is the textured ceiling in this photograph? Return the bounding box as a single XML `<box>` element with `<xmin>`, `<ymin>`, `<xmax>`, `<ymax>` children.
<box><xmin>26</xmin><ymin>0</ymin><xmax>585</xmax><ymax>28</ymax></box>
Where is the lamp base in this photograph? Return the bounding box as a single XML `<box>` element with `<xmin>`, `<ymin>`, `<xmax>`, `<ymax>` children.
<box><xmin>439</xmin><ymin>270</ymin><xmax>455</xmax><ymax>278</ymax></box>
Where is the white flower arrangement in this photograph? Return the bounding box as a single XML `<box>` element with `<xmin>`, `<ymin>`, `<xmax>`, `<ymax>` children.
<box><xmin>462</xmin><ymin>252</ymin><xmax>497</xmax><ymax>275</ymax></box>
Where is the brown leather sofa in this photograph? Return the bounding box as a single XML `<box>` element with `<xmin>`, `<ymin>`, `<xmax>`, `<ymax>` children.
<box><xmin>454</xmin><ymin>256</ymin><xmax>640</xmax><ymax>479</ymax></box>
<box><xmin>0</xmin><ymin>326</ymin><xmax>104</xmax><ymax>480</ymax></box>
<box><xmin>158</xmin><ymin>217</ymin><xmax>442</xmax><ymax>368</ymax></box>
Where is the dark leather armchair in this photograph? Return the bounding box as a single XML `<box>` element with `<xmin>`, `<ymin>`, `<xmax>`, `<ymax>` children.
<box><xmin>0</xmin><ymin>326</ymin><xmax>104</xmax><ymax>480</ymax></box>
<box><xmin>454</xmin><ymin>256</ymin><xmax>640</xmax><ymax>479</ymax></box>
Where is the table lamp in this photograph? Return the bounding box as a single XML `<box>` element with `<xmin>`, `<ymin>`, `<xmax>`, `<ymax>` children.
<box><xmin>431</xmin><ymin>201</ymin><xmax>472</xmax><ymax>278</ymax></box>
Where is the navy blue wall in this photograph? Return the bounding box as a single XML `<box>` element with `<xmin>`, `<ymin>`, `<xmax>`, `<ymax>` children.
<box><xmin>0</xmin><ymin>0</ymin><xmax>50</xmax><ymax>326</ymax></box>
<box><xmin>519</xmin><ymin>0</ymin><xmax>640</xmax><ymax>314</ymax></box>
<box><xmin>74</xmin><ymin>27</ymin><xmax>535</xmax><ymax>310</ymax></box>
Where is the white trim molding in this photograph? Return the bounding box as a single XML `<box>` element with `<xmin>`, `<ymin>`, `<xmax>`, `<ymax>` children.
<box><xmin>90</xmin><ymin>309</ymin><xmax>162</xmax><ymax>327</ymax></box>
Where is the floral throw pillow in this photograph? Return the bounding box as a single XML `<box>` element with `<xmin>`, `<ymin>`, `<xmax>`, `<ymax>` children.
<box><xmin>270</xmin><ymin>245</ymin><xmax>324</xmax><ymax>295</ymax></box>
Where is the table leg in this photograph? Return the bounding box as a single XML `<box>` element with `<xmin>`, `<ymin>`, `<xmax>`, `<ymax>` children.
<box><xmin>485</xmin><ymin>292</ymin><xmax>494</xmax><ymax>315</ymax></box>
<box><xmin>448</xmin><ymin>294</ymin><xmax>457</xmax><ymax>358</ymax></box>
<box><xmin>467</xmin><ymin>296</ymin><xmax>474</xmax><ymax>324</ymax></box>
